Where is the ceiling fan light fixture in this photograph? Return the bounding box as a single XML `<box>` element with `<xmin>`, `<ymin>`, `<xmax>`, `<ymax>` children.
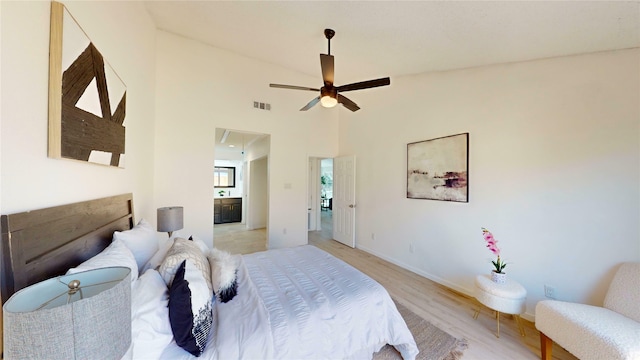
<box><xmin>320</xmin><ymin>87</ymin><xmax>338</xmax><ymax>108</ymax></box>
<box><xmin>320</xmin><ymin>95</ymin><xmax>338</xmax><ymax>108</ymax></box>
<box><xmin>269</xmin><ymin>28</ymin><xmax>390</xmax><ymax>112</ymax></box>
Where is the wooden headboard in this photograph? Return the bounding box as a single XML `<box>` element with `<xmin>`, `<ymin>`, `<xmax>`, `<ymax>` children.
<box><xmin>0</xmin><ymin>193</ymin><xmax>134</xmax><ymax>303</ymax></box>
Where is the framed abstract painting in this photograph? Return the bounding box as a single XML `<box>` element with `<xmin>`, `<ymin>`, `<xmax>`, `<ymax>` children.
<box><xmin>407</xmin><ymin>133</ymin><xmax>469</xmax><ymax>202</ymax></box>
<box><xmin>48</xmin><ymin>1</ymin><xmax>127</xmax><ymax>167</ymax></box>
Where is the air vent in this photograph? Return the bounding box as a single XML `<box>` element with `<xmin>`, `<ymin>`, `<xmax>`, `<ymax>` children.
<box><xmin>253</xmin><ymin>101</ymin><xmax>271</xmax><ymax>111</ymax></box>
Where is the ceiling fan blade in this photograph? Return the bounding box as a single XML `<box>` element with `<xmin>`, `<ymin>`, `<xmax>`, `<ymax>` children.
<box><xmin>337</xmin><ymin>94</ymin><xmax>360</xmax><ymax>112</ymax></box>
<box><xmin>320</xmin><ymin>54</ymin><xmax>334</xmax><ymax>85</ymax></box>
<box><xmin>300</xmin><ymin>96</ymin><xmax>321</xmax><ymax>111</ymax></box>
<box><xmin>270</xmin><ymin>84</ymin><xmax>319</xmax><ymax>92</ymax></box>
<box><xmin>336</xmin><ymin>77</ymin><xmax>390</xmax><ymax>92</ymax></box>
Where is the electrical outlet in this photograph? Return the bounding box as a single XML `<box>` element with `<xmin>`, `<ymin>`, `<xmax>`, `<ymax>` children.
<box><xmin>409</xmin><ymin>243</ymin><xmax>414</xmax><ymax>253</ymax></box>
<box><xmin>544</xmin><ymin>285</ymin><xmax>556</xmax><ymax>299</ymax></box>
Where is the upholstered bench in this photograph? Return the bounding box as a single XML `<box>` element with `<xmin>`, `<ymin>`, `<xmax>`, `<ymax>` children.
<box><xmin>535</xmin><ymin>262</ymin><xmax>640</xmax><ymax>360</ymax></box>
<box><xmin>473</xmin><ymin>274</ymin><xmax>527</xmax><ymax>337</ymax></box>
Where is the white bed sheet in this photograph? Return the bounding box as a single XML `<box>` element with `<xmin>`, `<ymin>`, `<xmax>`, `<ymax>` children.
<box><xmin>142</xmin><ymin>245</ymin><xmax>417</xmax><ymax>360</ymax></box>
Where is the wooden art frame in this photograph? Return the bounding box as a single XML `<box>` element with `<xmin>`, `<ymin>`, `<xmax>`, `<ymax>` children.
<box><xmin>48</xmin><ymin>1</ymin><xmax>127</xmax><ymax>167</ymax></box>
<box><xmin>407</xmin><ymin>133</ymin><xmax>469</xmax><ymax>202</ymax></box>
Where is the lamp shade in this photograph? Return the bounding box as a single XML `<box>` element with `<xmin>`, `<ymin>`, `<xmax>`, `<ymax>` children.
<box><xmin>3</xmin><ymin>266</ymin><xmax>131</xmax><ymax>359</ymax></box>
<box><xmin>157</xmin><ymin>206</ymin><xmax>184</xmax><ymax>233</ymax></box>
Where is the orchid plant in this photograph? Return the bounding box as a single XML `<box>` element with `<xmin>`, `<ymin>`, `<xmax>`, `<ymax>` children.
<box><xmin>482</xmin><ymin>227</ymin><xmax>507</xmax><ymax>274</ymax></box>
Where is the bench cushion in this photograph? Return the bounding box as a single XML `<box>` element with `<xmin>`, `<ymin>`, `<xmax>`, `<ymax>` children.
<box><xmin>604</xmin><ymin>263</ymin><xmax>640</xmax><ymax>323</ymax></box>
<box><xmin>536</xmin><ymin>300</ymin><xmax>640</xmax><ymax>360</ymax></box>
<box><xmin>475</xmin><ymin>275</ymin><xmax>526</xmax><ymax>314</ymax></box>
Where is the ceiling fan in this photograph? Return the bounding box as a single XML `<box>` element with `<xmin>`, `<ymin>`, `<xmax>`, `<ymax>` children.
<box><xmin>270</xmin><ymin>29</ymin><xmax>390</xmax><ymax>112</ymax></box>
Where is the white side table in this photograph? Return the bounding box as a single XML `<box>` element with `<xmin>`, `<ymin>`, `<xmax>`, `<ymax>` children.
<box><xmin>473</xmin><ymin>274</ymin><xmax>527</xmax><ymax>338</ymax></box>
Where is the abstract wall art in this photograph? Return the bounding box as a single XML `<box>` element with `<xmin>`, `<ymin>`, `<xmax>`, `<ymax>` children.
<box><xmin>407</xmin><ymin>133</ymin><xmax>469</xmax><ymax>202</ymax></box>
<box><xmin>48</xmin><ymin>1</ymin><xmax>127</xmax><ymax>167</ymax></box>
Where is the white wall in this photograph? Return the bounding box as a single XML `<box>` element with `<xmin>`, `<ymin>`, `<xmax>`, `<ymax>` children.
<box><xmin>245</xmin><ymin>136</ymin><xmax>270</xmax><ymax>232</ymax></box>
<box><xmin>0</xmin><ymin>1</ymin><xmax>157</xmax><ymax>222</ymax></box>
<box><xmin>340</xmin><ymin>49</ymin><xmax>640</xmax><ymax>319</ymax></box>
<box><xmin>154</xmin><ymin>31</ymin><xmax>339</xmax><ymax>249</ymax></box>
<box><xmin>248</xmin><ymin>156</ymin><xmax>269</xmax><ymax>231</ymax></box>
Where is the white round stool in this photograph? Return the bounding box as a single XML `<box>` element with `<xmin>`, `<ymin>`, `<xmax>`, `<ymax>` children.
<box><xmin>473</xmin><ymin>274</ymin><xmax>527</xmax><ymax>338</ymax></box>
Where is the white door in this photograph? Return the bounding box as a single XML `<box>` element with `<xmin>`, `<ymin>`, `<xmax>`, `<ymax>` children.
<box><xmin>333</xmin><ymin>155</ymin><xmax>356</xmax><ymax>248</ymax></box>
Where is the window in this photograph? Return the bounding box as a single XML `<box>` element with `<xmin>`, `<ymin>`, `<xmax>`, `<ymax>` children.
<box><xmin>214</xmin><ymin>166</ymin><xmax>235</xmax><ymax>188</ymax></box>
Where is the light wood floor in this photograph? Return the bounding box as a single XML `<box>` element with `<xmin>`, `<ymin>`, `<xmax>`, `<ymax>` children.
<box><xmin>214</xmin><ymin>214</ymin><xmax>577</xmax><ymax>360</ymax></box>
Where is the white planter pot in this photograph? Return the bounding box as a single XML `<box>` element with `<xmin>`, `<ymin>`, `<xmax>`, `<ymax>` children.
<box><xmin>491</xmin><ymin>271</ymin><xmax>506</xmax><ymax>284</ymax></box>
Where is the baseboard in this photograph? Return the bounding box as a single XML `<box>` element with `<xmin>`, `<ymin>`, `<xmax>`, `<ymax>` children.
<box><xmin>356</xmin><ymin>244</ymin><xmax>535</xmax><ymax>322</ymax></box>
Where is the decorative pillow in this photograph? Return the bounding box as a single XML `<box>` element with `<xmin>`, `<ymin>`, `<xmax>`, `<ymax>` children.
<box><xmin>159</xmin><ymin>238</ymin><xmax>212</xmax><ymax>292</ymax></box>
<box><xmin>113</xmin><ymin>218</ymin><xmax>158</xmax><ymax>271</ymax></box>
<box><xmin>189</xmin><ymin>235</ymin><xmax>210</xmax><ymax>254</ymax></box>
<box><xmin>207</xmin><ymin>248</ymin><xmax>239</xmax><ymax>303</ymax></box>
<box><xmin>168</xmin><ymin>260</ymin><xmax>213</xmax><ymax>357</ymax></box>
<box><xmin>67</xmin><ymin>239</ymin><xmax>139</xmax><ymax>283</ymax></box>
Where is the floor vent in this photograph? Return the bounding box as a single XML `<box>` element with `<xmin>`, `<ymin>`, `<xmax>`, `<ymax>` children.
<box><xmin>253</xmin><ymin>101</ymin><xmax>271</xmax><ymax>111</ymax></box>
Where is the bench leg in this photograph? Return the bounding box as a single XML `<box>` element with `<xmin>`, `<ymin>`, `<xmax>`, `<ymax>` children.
<box><xmin>473</xmin><ymin>306</ymin><xmax>481</xmax><ymax>319</ymax></box>
<box><xmin>514</xmin><ymin>315</ymin><xmax>526</xmax><ymax>337</ymax></box>
<box><xmin>540</xmin><ymin>332</ymin><xmax>552</xmax><ymax>360</ymax></box>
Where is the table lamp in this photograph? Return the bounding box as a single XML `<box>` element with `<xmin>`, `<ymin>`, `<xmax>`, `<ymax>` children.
<box><xmin>3</xmin><ymin>266</ymin><xmax>131</xmax><ymax>359</ymax></box>
<box><xmin>157</xmin><ymin>206</ymin><xmax>184</xmax><ymax>237</ymax></box>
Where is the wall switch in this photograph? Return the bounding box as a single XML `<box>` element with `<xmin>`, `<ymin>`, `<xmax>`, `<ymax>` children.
<box><xmin>283</xmin><ymin>228</ymin><xmax>287</xmax><ymax>235</ymax></box>
<box><xmin>544</xmin><ymin>285</ymin><xmax>556</xmax><ymax>299</ymax></box>
<box><xmin>409</xmin><ymin>243</ymin><xmax>414</xmax><ymax>253</ymax></box>
<box><xmin>371</xmin><ymin>233</ymin><xmax>375</xmax><ymax>241</ymax></box>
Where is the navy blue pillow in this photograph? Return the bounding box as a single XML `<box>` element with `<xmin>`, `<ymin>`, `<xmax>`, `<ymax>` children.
<box><xmin>168</xmin><ymin>260</ymin><xmax>213</xmax><ymax>357</ymax></box>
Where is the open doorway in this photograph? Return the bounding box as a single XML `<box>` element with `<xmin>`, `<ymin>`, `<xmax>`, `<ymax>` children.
<box><xmin>308</xmin><ymin>157</ymin><xmax>333</xmax><ymax>239</ymax></box>
<box><xmin>319</xmin><ymin>158</ymin><xmax>333</xmax><ymax>238</ymax></box>
<box><xmin>214</xmin><ymin>128</ymin><xmax>270</xmax><ymax>254</ymax></box>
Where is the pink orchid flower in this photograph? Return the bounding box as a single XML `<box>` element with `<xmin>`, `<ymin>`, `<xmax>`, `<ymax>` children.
<box><xmin>482</xmin><ymin>227</ymin><xmax>507</xmax><ymax>273</ymax></box>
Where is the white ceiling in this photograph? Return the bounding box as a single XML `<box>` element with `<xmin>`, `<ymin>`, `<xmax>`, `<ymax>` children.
<box><xmin>214</xmin><ymin>128</ymin><xmax>265</xmax><ymax>155</ymax></box>
<box><xmin>147</xmin><ymin>1</ymin><xmax>639</xmax><ymax>155</ymax></box>
<box><xmin>145</xmin><ymin>1</ymin><xmax>639</xmax><ymax>86</ymax></box>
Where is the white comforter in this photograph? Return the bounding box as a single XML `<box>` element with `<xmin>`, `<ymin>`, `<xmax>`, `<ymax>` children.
<box><xmin>141</xmin><ymin>245</ymin><xmax>418</xmax><ymax>360</ymax></box>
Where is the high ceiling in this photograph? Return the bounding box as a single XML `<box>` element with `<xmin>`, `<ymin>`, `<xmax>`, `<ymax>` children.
<box><xmin>146</xmin><ymin>1</ymin><xmax>639</xmax><ymax>157</ymax></box>
<box><xmin>145</xmin><ymin>1</ymin><xmax>639</xmax><ymax>85</ymax></box>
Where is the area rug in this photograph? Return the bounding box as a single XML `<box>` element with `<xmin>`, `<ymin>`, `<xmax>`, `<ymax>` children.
<box><xmin>373</xmin><ymin>301</ymin><xmax>468</xmax><ymax>360</ymax></box>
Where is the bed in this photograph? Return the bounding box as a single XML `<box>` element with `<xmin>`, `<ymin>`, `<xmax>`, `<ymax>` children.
<box><xmin>1</xmin><ymin>194</ymin><xmax>418</xmax><ymax>359</ymax></box>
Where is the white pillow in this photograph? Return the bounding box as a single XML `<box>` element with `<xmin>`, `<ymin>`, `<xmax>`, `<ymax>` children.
<box><xmin>128</xmin><ymin>269</ymin><xmax>173</xmax><ymax>359</ymax></box>
<box><xmin>67</xmin><ymin>239</ymin><xmax>139</xmax><ymax>283</ymax></box>
<box><xmin>140</xmin><ymin>236</ymin><xmax>174</xmax><ymax>274</ymax></box>
<box><xmin>140</xmin><ymin>231</ymin><xmax>184</xmax><ymax>274</ymax></box>
<box><xmin>114</xmin><ymin>219</ymin><xmax>158</xmax><ymax>271</ymax></box>
<box><xmin>158</xmin><ymin>238</ymin><xmax>212</xmax><ymax>292</ymax></box>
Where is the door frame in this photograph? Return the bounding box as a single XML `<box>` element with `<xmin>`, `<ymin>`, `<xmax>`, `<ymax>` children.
<box><xmin>306</xmin><ymin>155</ymin><xmax>355</xmax><ymax>248</ymax></box>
